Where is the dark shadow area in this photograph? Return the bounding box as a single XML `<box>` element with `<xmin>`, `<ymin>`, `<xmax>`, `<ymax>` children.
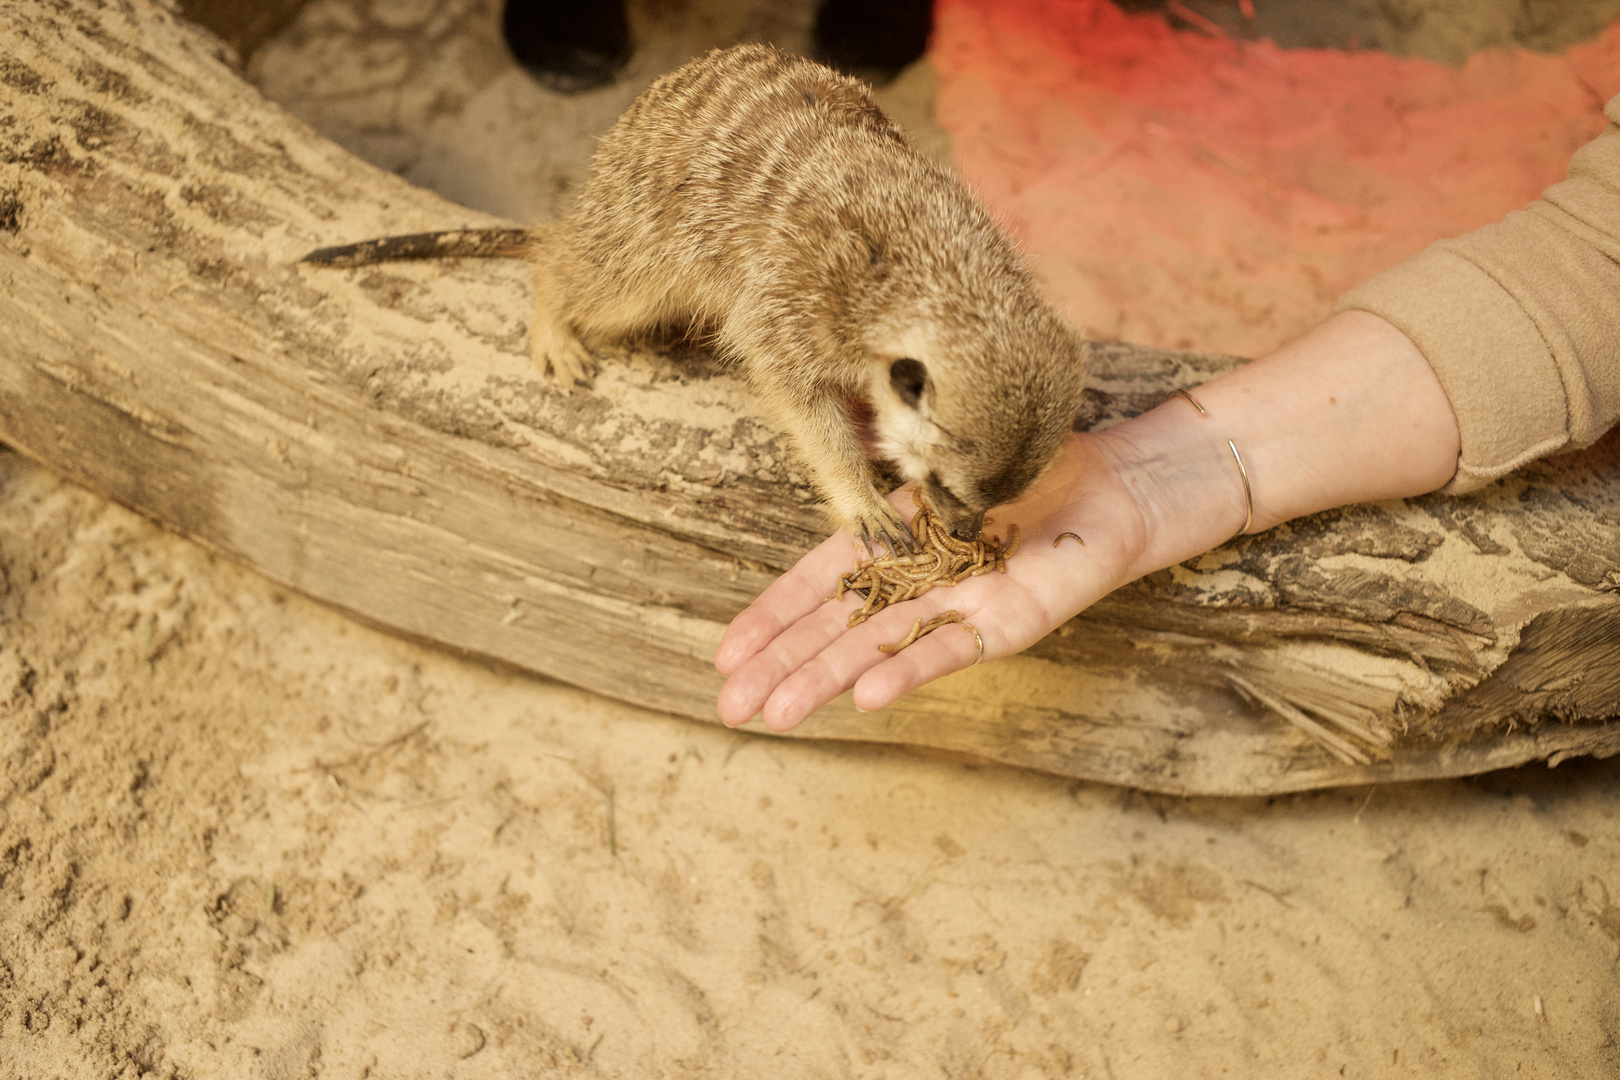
<box><xmin>502</xmin><ymin>0</ymin><xmax>632</xmax><ymax>93</ymax></box>
<box><xmin>178</xmin><ymin>0</ymin><xmax>312</xmax><ymax>62</ymax></box>
<box><xmin>499</xmin><ymin>0</ymin><xmax>934</xmax><ymax>93</ymax></box>
<box><xmin>814</xmin><ymin>0</ymin><xmax>933</xmax><ymax>84</ymax></box>
<box><xmin>1463</xmin><ymin>747</ymin><xmax>1620</xmax><ymax>801</ymax></box>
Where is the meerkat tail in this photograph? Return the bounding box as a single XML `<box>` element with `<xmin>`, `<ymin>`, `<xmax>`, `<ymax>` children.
<box><xmin>299</xmin><ymin>227</ymin><xmax>534</xmax><ymax>268</ymax></box>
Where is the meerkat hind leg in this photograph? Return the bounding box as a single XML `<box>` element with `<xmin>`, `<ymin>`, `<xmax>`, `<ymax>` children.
<box><xmin>530</xmin><ymin>320</ymin><xmax>595</xmax><ymax>388</ymax></box>
<box><xmin>529</xmin><ymin>260</ymin><xmax>596</xmax><ymax>389</ymax></box>
<box><xmin>530</xmin><ymin>254</ymin><xmax>687</xmax><ymax>389</ymax></box>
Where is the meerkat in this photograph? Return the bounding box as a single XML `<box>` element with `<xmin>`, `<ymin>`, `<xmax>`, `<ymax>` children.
<box><xmin>303</xmin><ymin>44</ymin><xmax>1087</xmax><ymax>551</ymax></box>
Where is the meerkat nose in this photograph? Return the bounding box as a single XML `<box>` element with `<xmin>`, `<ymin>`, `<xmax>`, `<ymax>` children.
<box><xmin>948</xmin><ymin>509</ymin><xmax>987</xmax><ymax>542</ymax></box>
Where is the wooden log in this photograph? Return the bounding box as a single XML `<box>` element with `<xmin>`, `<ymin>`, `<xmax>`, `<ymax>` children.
<box><xmin>1</xmin><ymin>0</ymin><xmax>1617</xmax><ymax>795</ymax></box>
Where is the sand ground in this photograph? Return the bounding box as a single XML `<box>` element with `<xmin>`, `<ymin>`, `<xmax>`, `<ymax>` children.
<box><xmin>2</xmin><ymin>454</ymin><xmax>1618</xmax><ymax>1078</ymax></box>
<box><xmin>4</xmin><ymin>1</ymin><xmax>1620</xmax><ymax>1076</ymax></box>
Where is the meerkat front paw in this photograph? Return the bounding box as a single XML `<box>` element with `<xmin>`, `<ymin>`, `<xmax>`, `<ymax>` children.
<box><xmin>530</xmin><ymin>321</ymin><xmax>596</xmax><ymax>390</ymax></box>
<box><xmin>850</xmin><ymin>496</ymin><xmax>920</xmax><ymax>558</ymax></box>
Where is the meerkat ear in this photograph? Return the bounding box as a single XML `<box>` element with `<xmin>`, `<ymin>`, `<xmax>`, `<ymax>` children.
<box><xmin>889</xmin><ymin>358</ymin><xmax>927</xmax><ymax>409</ymax></box>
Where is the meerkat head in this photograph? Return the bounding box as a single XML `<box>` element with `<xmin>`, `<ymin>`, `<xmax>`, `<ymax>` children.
<box><xmin>864</xmin><ymin>299</ymin><xmax>1087</xmax><ymax>541</ymax></box>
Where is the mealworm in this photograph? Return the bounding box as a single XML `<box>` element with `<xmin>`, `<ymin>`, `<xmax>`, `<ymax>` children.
<box><xmin>878</xmin><ymin>610</ymin><xmax>966</xmax><ymax>654</ymax></box>
<box><xmin>839</xmin><ymin>496</ymin><xmax>1019</xmax><ymax>635</ymax></box>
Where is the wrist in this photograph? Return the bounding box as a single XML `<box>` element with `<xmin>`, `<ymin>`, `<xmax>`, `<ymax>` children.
<box><xmin>1187</xmin><ymin>312</ymin><xmax>1460</xmax><ymax>526</ymax></box>
<box><xmin>1086</xmin><ymin>311</ymin><xmax>1459</xmax><ymax>582</ymax></box>
<box><xmin>1090</xmin><ymin>401</ymin><xmax>1253</xmax><ymax>581</ymax></box>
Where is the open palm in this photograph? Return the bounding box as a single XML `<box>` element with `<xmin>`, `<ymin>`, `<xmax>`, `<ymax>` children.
<box><xmin>714</xmin><ymin>433</ymin><xmax>1152</xmax><ymax>731</ymax></box>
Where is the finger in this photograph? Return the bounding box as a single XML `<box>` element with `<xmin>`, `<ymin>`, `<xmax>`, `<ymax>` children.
<box><xmin>713</xmin><ymin>531</ymin><xmax>860</xmax><ymax>676</ymax></box>
<box><xmin>716</xmin><ymin>590</ymin><xmax>866</xmax><ymax>726</ymax></box>
<box><xmin>851</xmin><ymin>617</ymin><xmax>985</xmax><ymax>713</ymax></box>
<box><xmin>759</xmin><ymin>597</ymin><xmax>965</xmax><ymax>731</ymax></box>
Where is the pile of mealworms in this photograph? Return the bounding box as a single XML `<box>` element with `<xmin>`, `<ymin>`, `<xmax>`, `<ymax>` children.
<box><xmin>834</xmin><ymin>494</ymin><xmax>1020</xmax><ymax>653</ymax></box>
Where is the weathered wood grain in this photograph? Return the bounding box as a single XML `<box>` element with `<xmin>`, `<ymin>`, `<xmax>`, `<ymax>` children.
<box><xmin>1</xmin><ymin>0</ymin><xmax>1616</xmax><ymax>794</ymax></box>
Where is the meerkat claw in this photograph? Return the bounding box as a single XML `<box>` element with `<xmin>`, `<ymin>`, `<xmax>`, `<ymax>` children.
<box><xmin>859</xmin><ymin>515</ymin><xmax>917</xmax><ymax>560</ymax></box>
<box><xmin>855</xmin><ymin>522</ymin><xmax>878</xmax><ymax>559</ymax></box>
<box><xmin>878</xmin><ymin>512</ymin><xmax>921</xmax><ymax>557</ymax></box>
<box><xmin>532</xmin><ymin>324</ymin><xmax>596</xmax><ymax>391</ymax></box>
<box><xmin>893</xmin><ymin>516</ymin><xmax>920</xmax><ymax>554</ymax></box>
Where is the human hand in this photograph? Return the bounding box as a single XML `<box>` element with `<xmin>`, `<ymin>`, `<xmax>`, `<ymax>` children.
<box><xmin>713</xmin><ymin>432</ymin><xmax>1152</xmax><ymax>731</ymax></box>
<box><xmin>714</xmin><ymin>312</ymin><xmax>1463</xmax><ymax>732</ymax></box>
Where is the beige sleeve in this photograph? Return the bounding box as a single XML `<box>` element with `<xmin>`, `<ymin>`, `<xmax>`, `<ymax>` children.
<box><xmin>1334</xmin><ymin>95</ymin><xmax>1620</xmax><ymax>494</ymax></box>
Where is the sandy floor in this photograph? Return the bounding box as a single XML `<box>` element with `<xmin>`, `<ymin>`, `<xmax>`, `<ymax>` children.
<box><xmin>3</xmin><ymin>456</ymin><xmax>1618</xmax><ymax>1078</ymax></box>
<box><xmin>4</xmin><ymin>1</ymin><xmax>1620</xmax><ymax>1076</ymax></box>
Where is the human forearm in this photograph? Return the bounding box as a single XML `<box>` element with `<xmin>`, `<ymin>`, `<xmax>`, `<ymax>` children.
<box><xmin>1332</xmin><ymin>99</ymin><xmax>1620</xmax><ymax>491</ymax></box>
<box><xmin>1097</xmin><ymin>310</ymin><xmax>1461</xmax><ymax>580</ymax></box>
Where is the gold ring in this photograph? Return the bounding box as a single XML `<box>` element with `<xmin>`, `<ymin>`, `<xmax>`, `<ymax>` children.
<box><xmin>965</xmin><ymin>622</ymin><xmax>984</xmax><ymax>666</ymax></box>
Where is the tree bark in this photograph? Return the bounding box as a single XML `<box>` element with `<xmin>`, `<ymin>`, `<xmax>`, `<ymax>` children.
<box><xmin>2</xmin><ymin>0</ymin><xmax>1616</xmax><ymax>794</ymax></box>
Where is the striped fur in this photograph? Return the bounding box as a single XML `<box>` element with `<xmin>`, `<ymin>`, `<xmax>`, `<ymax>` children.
<box><xmin>307</xmin><ymin>45</ymin><xmax>1088</xmax><ymax>546</ymax></box>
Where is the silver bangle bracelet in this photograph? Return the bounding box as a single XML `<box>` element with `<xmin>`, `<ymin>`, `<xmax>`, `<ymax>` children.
<box><xmin>1171</xmin><ymin>388</ymin><xmax>1254</xmax><ymax>541</ymax></box>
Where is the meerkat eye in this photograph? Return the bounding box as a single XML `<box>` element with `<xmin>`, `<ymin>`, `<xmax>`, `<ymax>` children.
<box><xmin>889</xmin><ymin>358</ymin><xmax>927</xmax><ymax>409</ymax></box>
